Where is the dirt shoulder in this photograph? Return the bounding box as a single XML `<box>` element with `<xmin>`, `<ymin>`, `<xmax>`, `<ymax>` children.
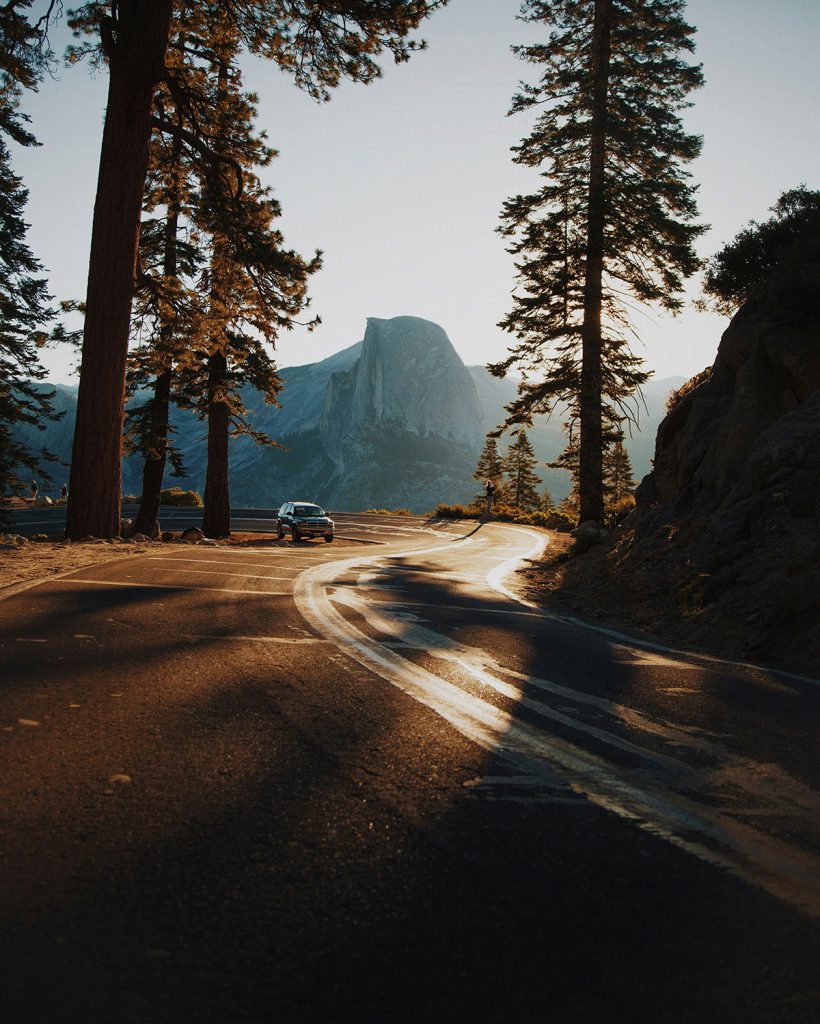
<box><xmin>514</xmin><ymin>527</ymin><xmax>820</xmax><ymax>680</ymax></box>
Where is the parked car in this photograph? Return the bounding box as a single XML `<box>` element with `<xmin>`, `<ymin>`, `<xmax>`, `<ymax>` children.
<box><xmin>276</xmin><ymin>501</ymin><xmax>335</xmax><ymax>542</ymax></box>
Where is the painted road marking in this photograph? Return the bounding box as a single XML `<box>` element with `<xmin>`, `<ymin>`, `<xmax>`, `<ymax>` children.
<box><xmin>120</xmin><ymin>566</ymin><xmax>300</xmax><ymax>582</ymax></box>
<box><xmin>294</xmin><ymin>524</ymin><xmax>820</xmax><ymax>918</ymax></box>
<box><xmin>139</xmin><ymin>556</ymin><xmax>298</xmax><ymax>569</ymax></box>
<box><xmin>189</xmin><ymin>635</ymin><xmax>329</xmax><ymax>644</ymax></box>
<box><xmin>55</xmin><ymin>578</ymin><xmax>292</xmax><ymax>596</ymax></box>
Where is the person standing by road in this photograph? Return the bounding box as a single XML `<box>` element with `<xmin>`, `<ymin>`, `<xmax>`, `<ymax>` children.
<box><xmin>60</xmin><ymin>483</ymin><xmax>68</xmax><ymax>501</ymax></box>
<box><xmin>485</xmin><ymin>479</ymin><xmax>496</xmax><ymax>517</ymax></box>
<box><xmin>30</xmin><ymin>480</ymin><xmax>38</xmax><ymax>501</ymax></box>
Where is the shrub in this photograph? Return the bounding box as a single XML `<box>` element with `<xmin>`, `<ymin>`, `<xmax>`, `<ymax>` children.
<box><xmin>666</xmin><ymin>367</ymin><xmax>711</xmax><ymax>413</ymax></box>
<box><xmin>432</xmin><ymin>501</ymin><xmax>577</xmax><ymax>531</ymax></box>
<box><xmin>160</xmin><ymin>487</ymin><xmax>203</xmax><ymax>507</ymax></box>
<box><xmin>364</xmin><ymin>508</ymin><xmax>412</xmax><ymax>516</ymax></box>
<box><xmin>530</xmin><ymin>508</ymin><xmax>576</xmax><ymax>532</ymax></box>
<box><xmin>607</xmin><ymin>494</ymin><xmax>636</xmax><ymax>526</ymax></box>
<box><xmin>433</xmin><ymin>502</ymin><xmax>479</xmax><ymax>519</ymax></box>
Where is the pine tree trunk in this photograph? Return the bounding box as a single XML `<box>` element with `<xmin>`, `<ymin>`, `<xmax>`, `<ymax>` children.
<box><xmin>202</xmin><ymin>351</ymin><xmax>231</xmax><ymax>538</ymax></box>
<box><xmin>133</xmin><ymin>158</ymin><xmax>181</xmax><ymax>539</ymax></box>
<box><xmin>133</xmin><ymin>368</ymin><xmax>172</xmax><ymax>537</ymax></box>
<box><xmin>578</xmin><ymin>0</ymin><xmax>613</xmax><ymax>525</ymax></box>
<box><xmin>201</xmin><ymin>51</ymin><xmax>232</xmax><ymax>540</ymax></box>
<box><xmin>66</xmin><ymin>2</ymin><xmax>173</xmax><ymax>540</ymax></box>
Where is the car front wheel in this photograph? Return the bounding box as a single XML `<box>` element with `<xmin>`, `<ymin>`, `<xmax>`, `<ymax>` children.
<box><xmin>324</xmin><ymin>534</ymin><xmax>333</xmax><ymax>543</ymax></box>
<box><xmin>291</xmin><ymin>526</ymin><xmax>299</xmax><ymax>543</ymax></box>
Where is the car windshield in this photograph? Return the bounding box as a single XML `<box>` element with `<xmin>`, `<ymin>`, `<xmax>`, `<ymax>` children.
<box><xmin>294</xmin><ymin>505</ymin><xmax>324</xmax><ymax>517</ymax></box>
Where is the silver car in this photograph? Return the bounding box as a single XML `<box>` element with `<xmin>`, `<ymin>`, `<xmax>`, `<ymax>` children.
<box><xmin>276</xmin><ymin>501</ymin><xmax>335</xmax><ymax>543</ymax></box>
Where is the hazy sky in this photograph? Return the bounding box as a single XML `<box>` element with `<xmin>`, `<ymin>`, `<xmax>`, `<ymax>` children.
<box><xmin>15</xmin><ymin>0</ymin><xmax>820</xmax><ymax>385</ymax></box>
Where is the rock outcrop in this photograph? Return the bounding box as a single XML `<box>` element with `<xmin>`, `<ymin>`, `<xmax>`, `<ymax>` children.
<box><xmin>630</xmin><ymin>293</ymin><xmax>820</xmax><ymax>673</ymax></box>
<box><xmin>322</xmin><ymin>316</ymin><xmax>483</xmax><ymax>449</ymax></box>
<box><xmin>637</xmin><ymin>297</ymin><xmax>820</xmax><ymax>541</ymax></box>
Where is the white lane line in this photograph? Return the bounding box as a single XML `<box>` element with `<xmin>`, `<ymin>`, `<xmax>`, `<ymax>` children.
<box><xmin>329</xmin><ymin>596</ymin><xmax>547</xmax><ymax>619</ymax></box>
<box><xmin>330</xmin><ymin>588</ymin><xmax>696</xmax><ymax>774</ymax></box>
<box><xmin>333</xmin><ymin>589</ymin><xmax>820</xmax><ymax>819</ymax></box>
<box><xmin>55</xmin><ymin>578</ymin><xmax>290</xmax><ymax>596</ymax></box>
<box><xmin>293</xmin><ymin>528</ymin><xmax>820</xmax><ymax>917</ymax></box>
<box><xmin>129</xmin><ymin>566</ymin><xmax>298</xmax><ymax>582</ymax></box>
<box><xmin>485</xmin><ymin>526</ymin><xmax>549</xmax><ymax>600</ymax></box>
<box><xmin>358</xmin><ymin>568</ymin><xmax>488</xmax><ymax>586</ymax></box>
<box><xmin>190</xmin><ymin>635</ymin><xmax>328</xmax><ymax>644</ymax></box>
<box><xmin>140</xmin><ymin>556</ymin><xmax>294</xmax><ymax>569</ymax></box>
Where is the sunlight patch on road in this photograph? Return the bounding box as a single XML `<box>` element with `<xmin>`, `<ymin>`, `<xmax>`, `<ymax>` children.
<box><xmin>293</xmin><ymin>524</ymin><xmax>820</xmax><ymax>919</ymax></box>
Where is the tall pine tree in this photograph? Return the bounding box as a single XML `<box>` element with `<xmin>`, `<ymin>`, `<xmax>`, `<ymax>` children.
<box><xmin>494</xmin><ymin>0</ymin><xmax>704</xmax><ymax>524</ymax></box>
<box><xmin>0</xmin><ymin>5</ymin><xmax>58</xmax><ymax>523</ymax></box>
<box><xmin>127</xmin><ymin>10</ymin><xmax>321</xmax><ymax>538</ymax></box>
<box><xmin>63</xmin><ymin>0</ymin><xmax>449</xmax><ymax>539</ymax></box>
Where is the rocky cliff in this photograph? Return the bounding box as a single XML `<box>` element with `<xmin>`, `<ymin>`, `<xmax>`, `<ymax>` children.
<box><xmin>326</xmin><ymin>317</ymin><xmax>483</xmax><ymax>447</ymax></box>
<box><xmin>637</xmin><ymin>297</ymin><xmax>820</xmax><ymax>540</ymax></box>
<box><xmin>258</xmin><ymin>316</ymin><xmax>486</xmax><ymax>511</ymax></box>
<box><xmin>626</xmin><ymin>293</ymin><xmax>820</xmax><ymax>673</ymax></box>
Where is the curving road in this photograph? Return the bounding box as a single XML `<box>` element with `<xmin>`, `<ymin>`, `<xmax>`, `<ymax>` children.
<box><xmin>1</xmin><ymin>513</ymin><xmax>819</xmax><ymax>1021</ymax></box>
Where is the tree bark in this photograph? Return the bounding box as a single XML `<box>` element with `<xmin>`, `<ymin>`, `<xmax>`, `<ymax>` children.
<box><xmin>201</xmin><ymin>49</ymin><xmax>232</xmax><ymax>540</ymax></box>
<box><xmin>66</xmin><ymin>1</ymin><xmax>173</xmax><ymax>540</ymax></box>
<box><xmin>578</xmin><ymin>0</ymin><xmax>613</xmax><ymax>525</ymax></box>
<box><xmin>133</xmin><ymin>368</ymin><xmax>172</xmax><ymax>537</ymax></box>
<box><xmin>134</xmin><ymin>141</ymin><xmax>182</xmax><ymax>539</ymax></box>
<box><xmin>202</xmin><ymin>351</ymin><xmax>231</xmax><ymax>538</ymax></box>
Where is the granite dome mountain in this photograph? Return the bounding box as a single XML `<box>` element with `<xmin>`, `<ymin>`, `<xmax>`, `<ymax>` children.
<box><xmin>16</xmin><ymin>316</ymin><xmax>680</xmax><ymax>513</ymax></box>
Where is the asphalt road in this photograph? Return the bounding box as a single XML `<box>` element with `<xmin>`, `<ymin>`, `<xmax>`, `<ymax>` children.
<box><xmin>1</xmin><ymin>514</ymin><xmax>819</xmax><ymax>1023</ymax></box>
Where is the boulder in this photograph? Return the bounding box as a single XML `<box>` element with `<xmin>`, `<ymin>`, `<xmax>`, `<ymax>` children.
<box><xmin>181</xmin><ymin>527</ymin><xmax>204</xmax><ymax>544</ymax></box>
<box><xmin>131</xmin><ymin>533</ymin><xmax>151</xmax><ymax>543</ymax></box>
<box><xmin>570</xmin><ymin>520</ymin><xmax>606</xmax><ymax>554</ymax></box>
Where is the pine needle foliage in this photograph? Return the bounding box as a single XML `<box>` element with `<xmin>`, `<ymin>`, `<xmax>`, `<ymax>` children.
<box><xmin>473</xmin><ymin>434</ymin><xmax>503</xmax><ymax>483</ymax></box>
<box><xmin>604</xmin><ymin>438</ymin><xmax>634</xmax><ymax>504</ymax></box>
<box><xmin>0</xmin><ymin>5</ymin><xmax>59</xmax><ymax>520</ymax></box>
<box><xmin>501</xmin><ymin>428</ymin><xmax>542</xmax><ymax>512</ymax></box>
<box><xmin>493</xmin><ymin>0</ymin><xmax>705</xmax><ymax>523</ymax></box>
<box><xmin>61</xmin><ymin>0</ymin><xmax>448</xmax><ymax>538</ymax></box>
<box><xmin>700</xmin><ymin>186</ymin><xmax>820</xmax><ymax>316</ymax></box>
<box><xmin>127</xmin><ymin>8</ymin><xmax>324</xmax><ymax>537</ymax></box>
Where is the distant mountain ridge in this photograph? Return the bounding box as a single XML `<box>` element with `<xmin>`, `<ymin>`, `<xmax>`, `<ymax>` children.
<box><xmin>14</xmin><ymin>316</ymin><xmax>684</xmax><ymax>513</ymax></box>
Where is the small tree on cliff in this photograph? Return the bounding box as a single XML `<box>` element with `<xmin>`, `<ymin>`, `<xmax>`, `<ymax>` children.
<box><xmin>494</xmin><ymin>0</ymin><xmax>704</xmax><ymax>525</ymax></box>
<box><xmin>502</xmin><ymin>429</ymin><xmax>541</xmax><ymax>511</ymax></box>
<box><xmin>63</xmin><ymin>1</ymin><xmax>449</xmax><ymax>540</ymax></box>
<box><xmin>701</xmin><ymin>186</ymin><xmax>820</xmax><ymax>315</ymax></box>
<box><xmin>604</xmin><ymin>438</ymin><xmax>634</xmax><ymax>505</ymax></box>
